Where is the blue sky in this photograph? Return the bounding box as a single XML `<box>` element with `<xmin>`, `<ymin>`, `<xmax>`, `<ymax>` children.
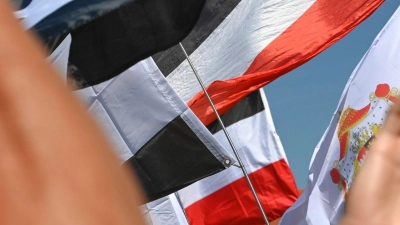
<box><xmin>263</xmin><ymin>0</ymin><xmax>400</xmax><ymax>188</ymax></box>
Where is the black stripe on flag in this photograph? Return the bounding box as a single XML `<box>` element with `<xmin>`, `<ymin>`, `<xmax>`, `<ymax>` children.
<box><xmin>207</xmin><ymin>90</ymin><xmax>264</xmax><ymax>134</ymax></box>
<box><xmin>64</xmin><ymin>0</ymin><xmax>206</xmax><ymax>88</ymax></box>
<box><xmin>123</xmin><ymin>115</ymin><xmax>225</xmax><ymax>202</ymax></box>
<box><xmin>152</xmin><ymin>0</ymin><xmax>242</xmax><ymax>77</ymax></box>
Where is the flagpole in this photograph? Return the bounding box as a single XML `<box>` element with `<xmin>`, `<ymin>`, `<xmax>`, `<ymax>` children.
<box><xmin>174</xmin><ymin>192</ymin><xmax>191</xmax><ymax>225</ymax></box>
<box><xmin>179</xmin><ymin>43</ymin><xmax>270</xmax><ymax>225</ymax></box>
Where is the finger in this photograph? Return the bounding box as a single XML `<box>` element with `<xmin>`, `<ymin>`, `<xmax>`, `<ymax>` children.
<box><xmin>382</xmin><ymin>96</ymin><xmax>400</xmax><ymax>136</ymax></box>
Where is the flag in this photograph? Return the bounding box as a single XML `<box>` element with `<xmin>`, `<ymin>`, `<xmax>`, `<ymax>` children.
<box><xmin>279</xmin><ymin>6</ymin><xmax>400</xmax><ymax>225</ymax></box>
<box><xmin>153</xmin><ymin>0</ymin><xmax>384</xmax><ymax>126</ymax></box>
<box><xmin>74</xmin><ymin>57</ymin><xmax>235</xmax><ymax>202</ymax></box>
<box><xmin>138</xmin><ymin>89</ymin><xmax>298</xmax><ymax>225</ymax></box>
<box><xmin>176</xmin><ymin>89</ymin><xmax>298</xmax><ymax>225</ymax></box>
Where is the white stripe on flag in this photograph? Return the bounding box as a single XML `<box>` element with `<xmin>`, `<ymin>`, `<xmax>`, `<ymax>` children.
<box><xmin>88</xmin><ymin>100</ymin><xmax>133</xmax><ymax>162</ymax></box>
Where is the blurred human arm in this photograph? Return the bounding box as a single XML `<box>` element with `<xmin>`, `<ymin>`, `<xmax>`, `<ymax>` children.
<box><xmin>0</xmin><ymin>1</ymin><xmax>147</xmax><ymax>224</ymax></box>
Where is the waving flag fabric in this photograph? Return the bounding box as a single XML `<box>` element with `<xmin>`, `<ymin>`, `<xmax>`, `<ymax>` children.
<box><xmin>155</xmin><ymin>0</ymin><xmax>384</xmax><ymax>126</ymax></box>
<box><xmin>177</xmin><ymin>89</ymin><xmax>298</xmax><ymax>225</ymax></box>
<box><xmin>74</xmin><ymin>57</ymin><xmax>234</xmax><ymax>202</ymax></box>
<box><xmin>279</xmin><ymin>6</ymin><xmax>400</xmax><ymax>225</ymax></box>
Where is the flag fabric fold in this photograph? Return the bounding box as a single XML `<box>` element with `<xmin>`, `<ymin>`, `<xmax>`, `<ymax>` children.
<box><xmin>154</xmin><ymin>0</ymin><xmax>384</xmax><ymax>126</ymax></box>
<box><xmin>279</xmin><ymin>6</ymin><xmax>400</xmax><ymax>224</ymax></box>
<box><xmin>74</xmin><ymin>57</ymin><xmax>235</xmax><ymax>202</ymax></box>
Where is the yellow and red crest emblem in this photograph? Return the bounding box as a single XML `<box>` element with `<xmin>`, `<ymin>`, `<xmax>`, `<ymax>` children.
<box><xmin>330</xmin><ymin>84</ymin><xmax>398</xmax><ymax>196</ymax></box>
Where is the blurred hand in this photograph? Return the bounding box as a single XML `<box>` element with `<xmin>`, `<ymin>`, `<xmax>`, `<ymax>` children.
<box><xmin>0</xmin><ymin>2</ymin><xmax>146</xmax><ymax>225</ymax></box>
<box><xmin>340</xmin><ymin>96</ymin><xmax>400</xmax><ymax>224</ymax></box>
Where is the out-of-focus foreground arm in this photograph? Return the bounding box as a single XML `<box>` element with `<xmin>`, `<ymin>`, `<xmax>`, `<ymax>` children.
<box><xmin>0</xmin><ymin>1</ymin><xmax>147</xmax><ymax>225</ymax></box>
<box><xmin>340</xmin><ymin>95</ymin><xmax>400</xmax><ymax>225</ymax></box>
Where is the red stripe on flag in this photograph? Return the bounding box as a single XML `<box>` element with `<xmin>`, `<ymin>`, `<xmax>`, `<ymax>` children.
<box><xmin>188</xmin><ymin>0</ymin><xmax>384</xmax><ymax>126</ymax></box>
<box><xmin>184</xmin><ymin>159</ymin><xmax>298</xmax><ymax>225</ymax></box>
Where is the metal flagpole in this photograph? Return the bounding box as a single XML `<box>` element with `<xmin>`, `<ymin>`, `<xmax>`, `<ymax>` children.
<box><xmin>174</xmin><ymin>192</ymin><xmax>191</xmax><ymax>225</ymax></box>
<box><xmin>178</xmin><ymin>43</ymin><xmax>270</xmax><ymax>225</ymax></box>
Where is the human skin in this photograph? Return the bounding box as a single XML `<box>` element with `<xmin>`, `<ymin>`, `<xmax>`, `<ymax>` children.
<box><xmin>0</xmin><ymin>1</ymin><xmax>147</xmax><ymax>225</ymax></box>
<box><xmin>340</xmin><ymin>96</ymin><xmax>400</xmax><ymax>224</ymax></box>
